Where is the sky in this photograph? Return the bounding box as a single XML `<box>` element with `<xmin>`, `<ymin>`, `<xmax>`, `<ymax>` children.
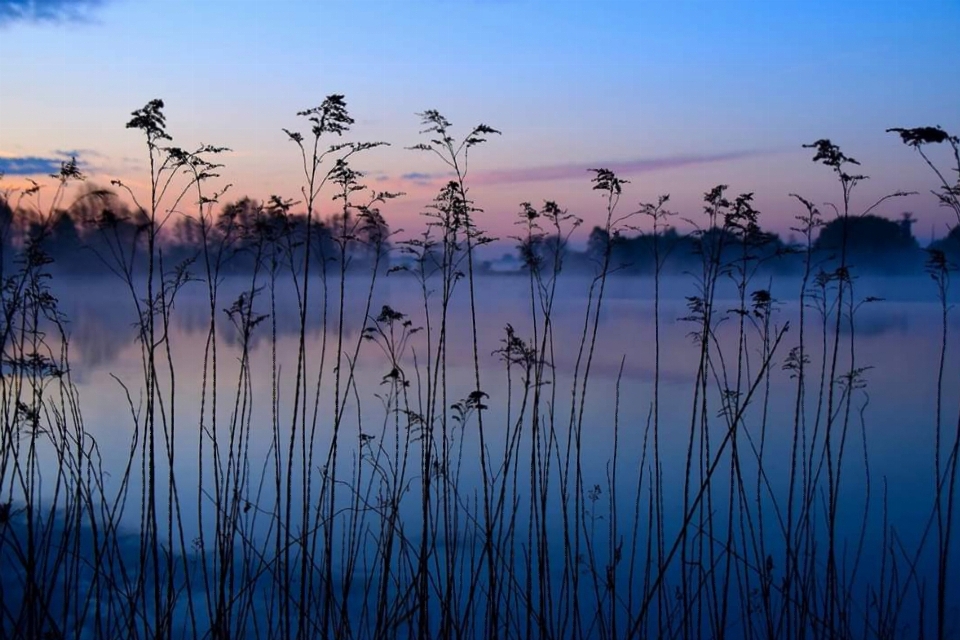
<box><xmin>1</xmin><ymin>0</ymin><xmax>958</xmax><ymax>246</ymax></box>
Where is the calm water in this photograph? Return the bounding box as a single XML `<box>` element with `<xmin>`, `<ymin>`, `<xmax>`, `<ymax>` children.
<box><xmin>59</xmin><ymin>273</ymin><xmax>960</xmax><ymax>512</ymax></box>
<box><xmin>10</xmin><ymin>272</ymin><xmax>960</xmax><ymax>636</ymax></box>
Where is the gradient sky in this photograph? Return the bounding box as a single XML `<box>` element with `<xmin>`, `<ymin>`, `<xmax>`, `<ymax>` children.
<box><xmin>1</xmin><ymin>0</ymin><xmax>958</xmax><ymax>245</ymax></box>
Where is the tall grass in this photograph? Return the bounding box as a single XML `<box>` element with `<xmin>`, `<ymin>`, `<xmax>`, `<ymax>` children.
<box><xmin>0</xmin><ymin>100</ymin><xmax>957</xmax><ymax>640</ymax></box>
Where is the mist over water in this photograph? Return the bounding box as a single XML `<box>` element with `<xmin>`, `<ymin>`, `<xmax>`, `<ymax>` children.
<box><xmin>2</xmin><ymin>116</ymin><xmax>958</xmax><ymax>640</ymax></box>
<box><xmin>2</xmin><ymin>0</ymin><xmax>958</xmax><ymax>633</ymax></box>
<box><xmin>11</xmin><ymin>272</ymin><xmax>953</xmax><ymax>634</ymax></box>
<box><xmin>2</xmin><ymin>223</ymin><xmax>958</xmax><ymax>639</ymax></box>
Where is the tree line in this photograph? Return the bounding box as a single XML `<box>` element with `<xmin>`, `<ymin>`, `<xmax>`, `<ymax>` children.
<box><xmin>0</xmin><ymin>185</ymin><xmax>390</xmax><ymax>276</ymax></box>
<box><xmin>0</xmin><ymin>179</ymin><xmax>956</xmax><ymax>278</ymax></box>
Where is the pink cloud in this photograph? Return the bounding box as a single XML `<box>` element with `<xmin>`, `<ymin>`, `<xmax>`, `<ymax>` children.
<box><xmin>470</xmin><ymin>149</ymin><xmax>770</xmax><ymax>186</ymax></box>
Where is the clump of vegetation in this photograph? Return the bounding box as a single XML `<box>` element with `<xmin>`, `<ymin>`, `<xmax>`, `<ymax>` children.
<box><xmin>0</xmin><ymin>99</ymin><xmax>957</xmax><ymax>639</ymax></box>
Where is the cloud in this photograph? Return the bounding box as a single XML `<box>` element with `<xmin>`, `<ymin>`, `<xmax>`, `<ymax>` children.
<box><xmin>0</xmin><ymin>155</ymin><xmax>64</xmax><ymax>175</ymax></box>
<box><xmin>398</xmin><ymin>171</ymin><xmax>457</xmax><ymax>187</ymax></box>
<box><xmin>54</xmin><ymin>148</ymin><xmax>103</xmax><ymax>159</ymax></box>
<box><xmin>472</xmin><ymin>150</ymin><xmax>770</xmax><ymax>186</ymax></box>
<box><xmin>0</xmin><ymin>148</ymin><xmax>95</xmax><ymax>176</ymax></box>
<box><xmin>400</xmin><ymin>172</ymin><xmax>442</xmax><ymax>181</ymax></box>
<box><xmin>0</xmin><ymin>0</ymin><xmax>106</xmax><ymax>26</ymax></box>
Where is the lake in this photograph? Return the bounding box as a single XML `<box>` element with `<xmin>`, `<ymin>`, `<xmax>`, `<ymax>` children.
<box><xmin>3</xmin><ymin>270</ymin><xmax>959</xmax><ymax>639</ymax></box>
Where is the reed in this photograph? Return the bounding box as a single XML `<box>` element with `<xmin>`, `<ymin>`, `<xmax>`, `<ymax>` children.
<box><xmin>0</xmin><ymin>101</ymin><xmax>956</xmax><ymax>639</ymax></box>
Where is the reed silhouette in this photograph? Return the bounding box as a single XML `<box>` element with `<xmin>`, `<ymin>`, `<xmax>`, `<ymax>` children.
<box><xmin>0</xmin><ymin>100</ymin><xmax>957</xmax><ymax>639</ymax></box>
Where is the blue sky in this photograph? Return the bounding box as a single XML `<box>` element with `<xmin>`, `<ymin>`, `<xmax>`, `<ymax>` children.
<box><xmin>1</xmin><ymin>0</ymin><xmax>958</xmax><ymax>241</ymax></box>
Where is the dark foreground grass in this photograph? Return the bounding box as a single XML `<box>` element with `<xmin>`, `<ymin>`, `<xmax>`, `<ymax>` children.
<box><xmin>0</xmin><ymin>100</ymin><xmax>958</xmax><ymax>639</ymax></box>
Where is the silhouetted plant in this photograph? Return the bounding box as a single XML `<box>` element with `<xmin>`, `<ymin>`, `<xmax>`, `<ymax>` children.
<box><xmin>890</xmin><ymin>124</ymin><xmax>960</xmax><ymax>640</ymax></box>
<box><xmin>2</xmin><ymin>98</ymin><xmax>958</xmax><ymax>640</ymax></box>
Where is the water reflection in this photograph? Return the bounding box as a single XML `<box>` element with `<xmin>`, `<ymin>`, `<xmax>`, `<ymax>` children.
<box><xmin>7</xmin><ymin>272</ymin><xmax>960</xmax><ymax>637</ymax></box>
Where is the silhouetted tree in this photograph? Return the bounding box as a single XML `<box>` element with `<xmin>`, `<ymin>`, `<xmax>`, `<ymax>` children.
<box><xmin>815</xmin><ymin>214</ymin><xmax>921</xmax><ymax>271</ymax></box>
<box><xmin>586</xmin><ymin>226</ymin><xmax>609</xmax><ymax>263</ymax></box>
<box><xmin>0</xmin><ymin>196</ymin><xmax>13</xmax><ymax>231</ymax></box>
<box><xmin>0</xmin><ymin>195</ymin><xmax>12</xmax><ymax>249</ymax></box>
<box><xmin>928</xmin><ymin>225</ymin><xmax>960</xmax><ymax>264</ymax></box>
<box><xmin>47</xmin><ymin>211</ymin><xmax>83</xmax><ymax>257</ymax></box>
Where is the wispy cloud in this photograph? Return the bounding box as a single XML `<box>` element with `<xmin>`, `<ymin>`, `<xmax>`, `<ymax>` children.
<box><xmin>398</xmin><ymin>171</ymin><xmax>455</xmax><ymax>187</ymax></box>
<box><xmin>0</xmin><ymin>0</ymin><xmax>106</xmax><ymax>26</ymax></box>
<box><xmin>400</xmin><ymin>171</ymin><xmax>449</xmax><ymax>182</ymax></box>
<box><xmin>471</xmin><ymin>150</ymin><xmax>770</xmax><ymax>186</ymax></box>
<box><xmin>400</xmin><ymin>172</ymin><xmax>431</xmax><ymax>181</ymax></box>
<box><xmin>0</xmin><ymin>148</ymin><xmax>94</xmax><ymax>176</ymax></box>
<box><xmin>54</xmin><ymin>148</ymin><xmax>103</xmax><ymax>159</ymax></box>
<box><xmin>0</xmin><ymin>155</ymin><xmax>64</xmax><ymax>176</ymax></box>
